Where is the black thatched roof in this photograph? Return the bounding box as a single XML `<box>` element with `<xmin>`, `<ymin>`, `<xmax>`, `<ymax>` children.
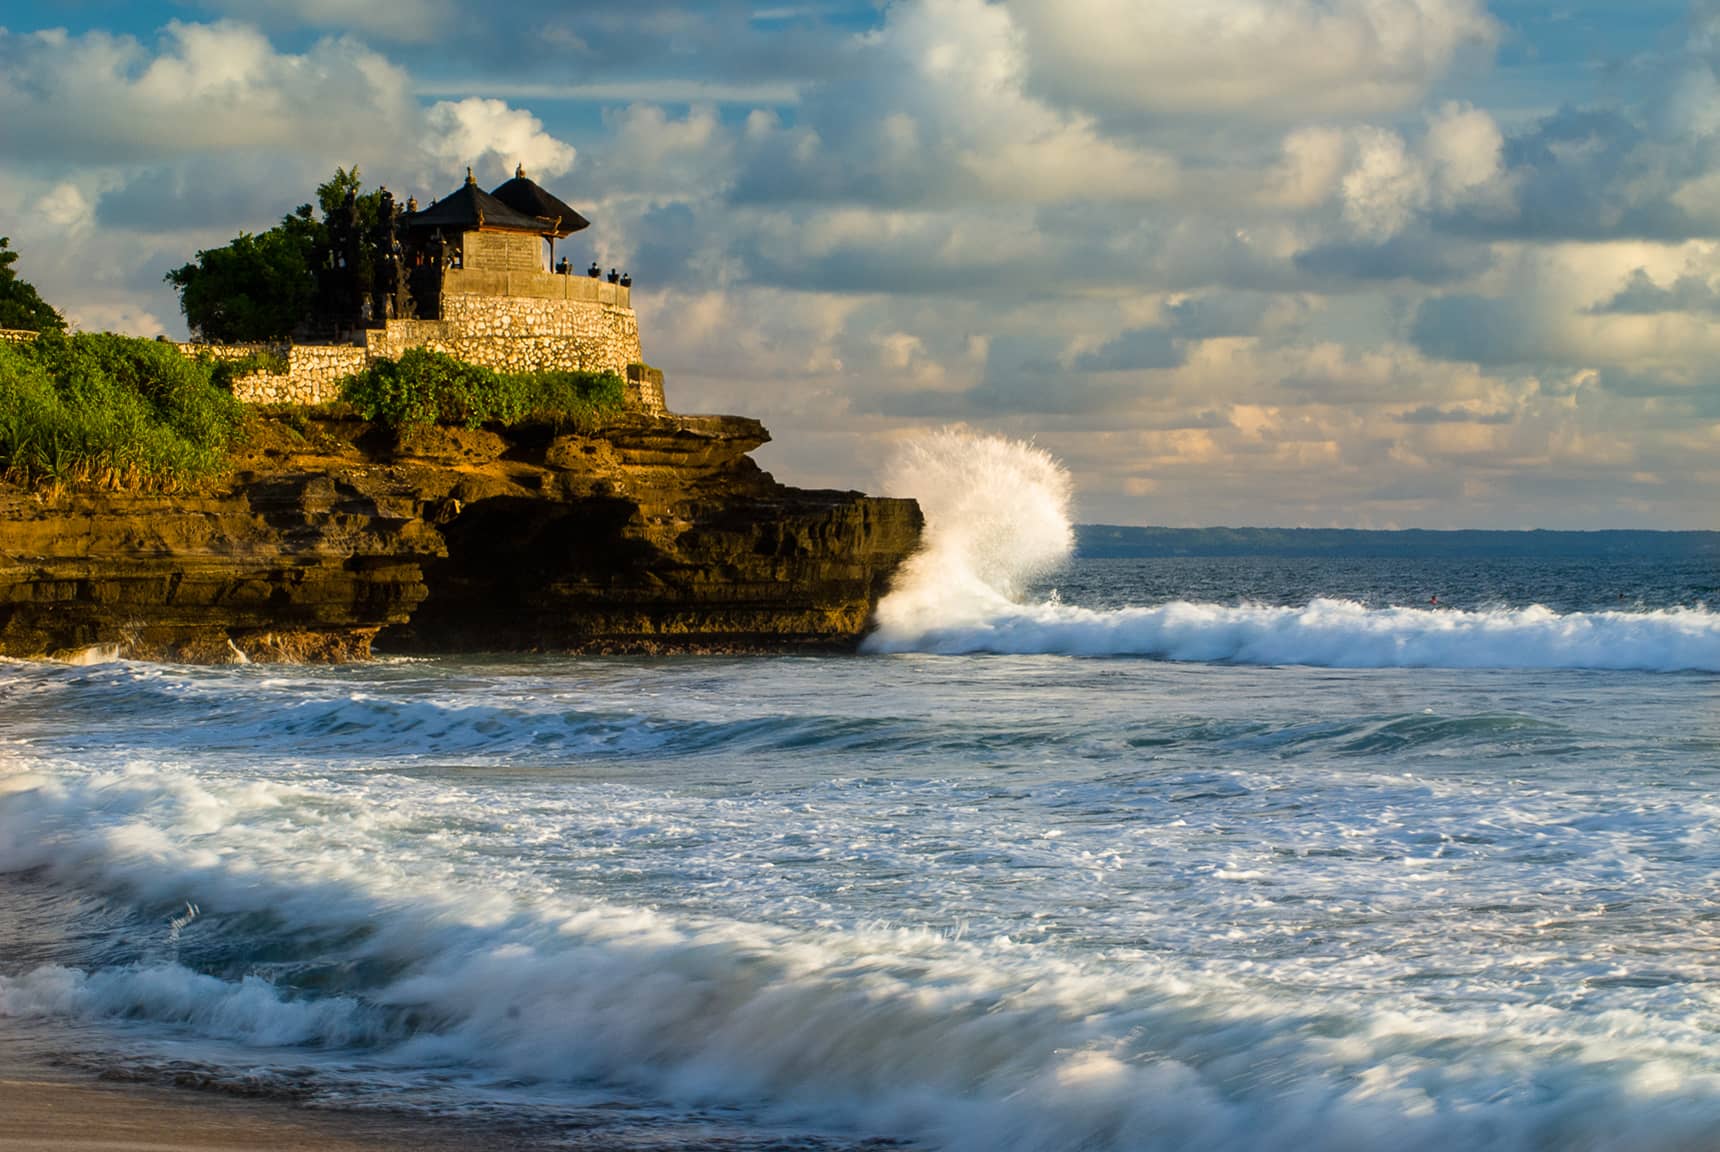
<box><xmin>405</xmin><ymin>169</ymin><xmax>547</xmax><ymax>236</ymax></box>
<box><xmin>489</xmin><ymin>165</ymin><xmax>590</xmax><ymax>237</ymax></box>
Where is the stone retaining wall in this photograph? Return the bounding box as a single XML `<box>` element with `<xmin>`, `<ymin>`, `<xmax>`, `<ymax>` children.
<box><xmin>626</xmin><ymin>364</ymin><xmax>668</xmax><ymax>417</ymax></box>
<box><xmin>22</xmin><ymin>293</ymin><xmax>659</xmax><ymax>413</ymax></box>
<box><xmin>229</xmin><ymin>345</ymin><xmax>368</xmax><ymax>405</ymax></box>
<box><xmin>366</xmin><ymin>295</ymin><xmax>642</xmax><ymax>377</ymax></box>
<box><xmin>177</xmin><ymin>342</ymin><xmax>279</xmax><ymax>362</ymax></box>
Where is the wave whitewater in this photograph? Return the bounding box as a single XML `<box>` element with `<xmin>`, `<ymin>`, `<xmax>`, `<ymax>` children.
<box><xmin>868</xmin><ymin>430</ymin><xmax>1719</xmax><ymax>672</ymax></box>
<box><xmin>868</xmin><ymin>597</ymin><xmax>1720</xmax><ymax>671</ymax></box>
<box><xmin>3</xmin><ymin>766</ymin><xmax>1718</xmax><ymax>1151</ymax></box>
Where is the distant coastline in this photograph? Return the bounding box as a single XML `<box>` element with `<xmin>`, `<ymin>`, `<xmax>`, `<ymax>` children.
<box><xmin>1076</xmin><ymin>525</ymin><xmax>1720</xmax><ymax>560</ymax></box>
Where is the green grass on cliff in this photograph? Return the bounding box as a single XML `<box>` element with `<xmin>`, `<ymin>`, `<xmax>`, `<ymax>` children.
<box><xmin>340</xmin><ymin>349</ymin><xmax>626</xmax><ymax>432</ymax></box>
<box><xmin>0</xmin><ymin>333</ymin><xmax>247</xmax><ymax>490</ymax></box>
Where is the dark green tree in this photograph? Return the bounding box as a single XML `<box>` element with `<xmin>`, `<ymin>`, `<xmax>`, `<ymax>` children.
<box><xmin>164</xmin><ymin>208</ymin><xmax>321</xmax><ymax>343</ymax></box>
<box><xmin>0</xmin><ymin>236</ymin><xmax>67</xmax><ymax>333</ymax></box>
<box><xmin>164</xmin><ymin>167</ymin><xmax>385</xmax><ymax>343</ymax></box>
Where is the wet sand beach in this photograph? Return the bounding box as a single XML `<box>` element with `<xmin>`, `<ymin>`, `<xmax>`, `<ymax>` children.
<box><xmin>0</xmin><ymin>1066</ymin><xmax>521</xmax><ymax>1152</ymax></box>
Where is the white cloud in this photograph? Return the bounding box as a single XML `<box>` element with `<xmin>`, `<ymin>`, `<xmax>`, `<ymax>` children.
<box><xmin>733</xmin><ymin>0</ymin><xmax>1180</xmax><ymax>206</ymax></box>
<box><xmin>0</xmin><ymin>21</ymin><xmax>578</xmax><ymax>342</ymax></box>
<box><xmin>5</xmin><ymin>7</ymin><xmax>1717</xmax><ymax>526</ymax></box>
<box><xmin>423</xmin><ymin>98</ymin><xmax>576</xmax><ymax>183</ymax></box>
<box><xmin>600</xmin><ymin>105</ymin><xmax>733</xmax><ymax>194</ymax></box>
<box><xmin>1005</xmin><ymin>0</ymin><xmax>1496</xmax><ymax>121</ymax></box>
<box><xmin>1423</xmin><ymin>101</ymin><xmax>1504</xmax><ymax>207</ymax></box>
<box><xmin>0</xmin><ymin>22</ymin><xmax>417</xmax><ymax>163</ymax></box>
<box><xmin>1318</xmin><ymin>104</ymin><xmax>1508</xmax><ymax>240</ymax></box>
<box><xmin>0</xmin><ymin>22</ymin><xmax>573</xmax><ymax>190</ymax></box>
<box><xmin>1342</xmin><ymin>129</ymin><xmax>1425</xmax><ymax>240</ymax></box>
<box><xmin>1266</xmin><ymin>128</ymin><xmax>1354</xmax><ymax>209</ymax></box>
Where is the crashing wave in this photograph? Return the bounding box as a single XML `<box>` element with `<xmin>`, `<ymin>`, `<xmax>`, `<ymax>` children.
<box><xmin>867</xmin><ymin>430</ymin><xmax>1719</xmax><ymax>672</ymax></box>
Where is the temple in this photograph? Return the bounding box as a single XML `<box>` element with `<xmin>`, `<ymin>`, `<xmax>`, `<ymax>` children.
<box><xmin>195</xmin><ymin>165</ymin><xmax>662</xmax><ymax>415</ymax></box>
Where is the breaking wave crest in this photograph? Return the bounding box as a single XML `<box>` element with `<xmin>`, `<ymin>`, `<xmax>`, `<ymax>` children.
<box><xmin>867</xmin><ymin>431</ymin><xmax>1719</xmax><ymax>672</ymax></box>
<box><xmin>871</xmin><ymin>596</ymin><xmax>1720</xmax><ymax>671</ymax></box>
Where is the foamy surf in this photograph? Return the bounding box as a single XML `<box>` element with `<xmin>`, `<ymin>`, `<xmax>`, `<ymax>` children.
<box><xmin>868</xmin><ymin>597</ymin><xmax>1720</xmax><ymax>671</ymax></box>
<box><xmin>868</xmin><ymin>430</ymin><xmax>1720</xmax><ymax>671</ymax></box>
<box><xmin>3</xmin><ymin>763</ymin><xmax>1719</xmax><ymax>1152</ymax></box>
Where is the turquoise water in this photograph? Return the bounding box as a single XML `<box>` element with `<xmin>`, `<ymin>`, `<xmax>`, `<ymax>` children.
<box><xmin>2</xmin><ymin>543</ymin><xmax>1717</xmax><ymax>1150</ymax></box>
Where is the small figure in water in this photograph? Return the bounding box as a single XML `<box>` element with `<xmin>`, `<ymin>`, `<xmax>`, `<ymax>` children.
<box><xmin>1429</xmin><ymin>594</ymin><xmax>1438</xmax><ymax>606</ymax></box>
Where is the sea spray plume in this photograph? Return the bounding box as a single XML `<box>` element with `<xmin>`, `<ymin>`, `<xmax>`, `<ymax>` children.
<box><xmin>867</xmin><ymin>429</ymin><xmax>1074</xmax><ymax>645</ymax></box>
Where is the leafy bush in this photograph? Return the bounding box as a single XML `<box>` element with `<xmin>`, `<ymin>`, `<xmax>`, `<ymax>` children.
<box><xmin>0</xmin><ymin>236</ymin><xmax>65</xmax><ymax>334</ymax></box>
<box><xmin>164</xmin><ymin>168</ymin><xmax>387</xmax><ymax>343</ymax></box>
<box><xmin>164</xmin><ymin>222</ymin><xmax>320</xmax><ymax>344</ymax></box>
<box><xmin>0</xmin><ymin>333</ymin><xmax>246</xmax><ymax>490</ymax></box>
<box><xmin>340</xmin><ymin>349</ymin><xmax>626</xmax><ymax>431</ymax></box>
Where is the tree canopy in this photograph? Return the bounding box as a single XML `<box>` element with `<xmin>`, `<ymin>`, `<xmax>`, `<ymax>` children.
<box><xmin>0</xmin><ymin>237</ymin><xmax>67</xmax><ymax>333</ymax></box>
<box><xmin>164</xmin><ymin>167</ymin><xmax>383</xmax><ymax>343</ymax></box>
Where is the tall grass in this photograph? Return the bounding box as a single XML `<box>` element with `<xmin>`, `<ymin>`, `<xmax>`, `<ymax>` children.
<box><xmin>0</xmin><ymin>333</ymin><xmax>246</xmax><ymax>490</ymax></box>
<box><xmin>341</xmin><ymin>348</ymin><xmax>626</xmax><ymax>432</ymax></box>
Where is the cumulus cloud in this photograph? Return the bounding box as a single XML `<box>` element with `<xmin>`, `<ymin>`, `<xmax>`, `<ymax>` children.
<box><xmin>0</xmin><ymin>21</ymin><xmax>576</xmax><ymax>236</ymax></box>
<box><xmin>1424</xmin><ymin>101</ymin><xmax>1504</xmax><ymax>207</ymax></box>
<box><xmin>0</xmin><ymin>23</ymin><xmax>414</xmax><ymax>165</ymax></box>
<box><xmin>4</xmin><ymin>3</ymin><xmax>1718</xmax><ymax>527</ymax></box>
<box><xmin>0</xmin><ymin>20</ymin><xmax>576</xmax><ymax>347</ymax></box>
<box><xmin>1005</xmin><ymin>0</ymin><xmax>1496</xmax><ymax>121</ymax></box>
<box><xmin>1592</xmin><ymin>267</ymin><xmax>1720</xmax><ymax>315</ymax></box>
<box><xmin>1335</xmin><ymin>104</ymin><xmax>1506</xmax><ymax>241</ymax></box>
<box><xmin>1412</xmin><ymin>242</ymin><xmax>1720</xmax><ymax>373</ymax></box>
<box><xmin>730</xmin><ymin>0</ymin><xmax>1179</xmax><ymax>207</ymax></box>
<box><xmin>1342</xmin><ymin>129</ymin><xmax>1426</xmax><ymax>240</ymax></box>
<box><xmin>423</xmin><ymin>98</ymin><xmax>575</xmax><ymax>182</ymax></box>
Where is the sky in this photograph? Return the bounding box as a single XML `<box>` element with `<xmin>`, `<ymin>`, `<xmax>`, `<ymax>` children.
<box><xmin>2</xmin><ymin>0</ymin><xmax>1718</xmax><ymax>529</ymax></box>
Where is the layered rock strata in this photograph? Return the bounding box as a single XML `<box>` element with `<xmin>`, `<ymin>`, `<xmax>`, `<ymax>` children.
<box><xmin>0</xmin><ymin>414</ymin><xmax>921</xmax><ymax>662</ymax></box>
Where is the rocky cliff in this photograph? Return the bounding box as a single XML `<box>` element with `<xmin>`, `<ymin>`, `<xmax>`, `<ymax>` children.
<box><xmin>0</xmin><ymin>412</ymin><xmax>922</xmax><ymax>661</ymax></box>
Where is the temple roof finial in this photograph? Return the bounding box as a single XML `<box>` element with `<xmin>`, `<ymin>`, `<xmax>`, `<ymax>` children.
<box><xmin>465</xmin><ymin>166</ymin><xmax>476</xmax><ymax>186</ymax></box>
<box><xmin>516</xmin><ymin>163</ymin><xmax>526</xmax><ymax>178</ymax></box>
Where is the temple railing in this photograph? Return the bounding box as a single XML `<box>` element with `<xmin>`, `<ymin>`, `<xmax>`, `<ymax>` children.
<box><xmin>440</xmin><ymin>268</ymin><xmax>631</xmax><ymax>307</ymax></box>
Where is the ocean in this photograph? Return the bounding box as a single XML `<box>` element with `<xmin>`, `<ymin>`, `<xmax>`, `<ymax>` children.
<box><xmin>2</xmin><ymin>433</ymin><xmax>1717</xmax><ymax>1150</ymax></box>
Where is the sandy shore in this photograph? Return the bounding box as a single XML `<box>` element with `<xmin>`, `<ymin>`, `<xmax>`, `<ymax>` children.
<box><xmin>0</xmin><ymin>1070</ymin><xmax>523</xmax><ymax>1152</ymax></box>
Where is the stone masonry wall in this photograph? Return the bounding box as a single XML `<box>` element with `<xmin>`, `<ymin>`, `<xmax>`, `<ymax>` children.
<box><xmin>365</xmin><ymin>295</ymin><xmax>642</xmax><ymax>377</ymax></box>
<box><xmin>30</xmin><ymin>295</ymin><xmax>656</xmax><ymax>412</ymax></box>
<box><xmin>239</xmin><ymin>345</ymin><xmax>368</xmax><ymax>405</ymax></box>
<box><xmin>168</xmin><ymin>342</ymin><xmax>365</xmax><ymax>406</ymax></box>
<box><xmin>626</xmin><ymin>364</ymin><xmax>668</xmax><ymax>418</ymax></box>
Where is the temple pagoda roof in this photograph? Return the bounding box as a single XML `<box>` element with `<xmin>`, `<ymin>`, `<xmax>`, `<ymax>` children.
<box><xmin>489</xmin><ymin>164</ymin><xmax>591</xmax><ymax>238</ymax></box>
<box><xmin>405</xmin><ymin>169</ymin><xmax>547</xmax><ymax>236</ymax></box>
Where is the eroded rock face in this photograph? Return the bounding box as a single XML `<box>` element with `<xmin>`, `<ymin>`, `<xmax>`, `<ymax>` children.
<box><xmin>0</xmin><ymin>414</ymin><xmax>922</xmax><ymax>662</ymax></box>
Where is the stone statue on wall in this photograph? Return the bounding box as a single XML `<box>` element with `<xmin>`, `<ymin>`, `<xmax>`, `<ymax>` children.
<box><xmin>406</xmin><ymin>228</ymin><xmax>448</xmax><ymax>321</ymax></box>
<box><xmin>371</xmin><ymin>187</ymin><xmax>415</xmax><ymax>323</ymax></box>
<box><xmin>317</xmin><ymin>187</ymin><xmax>364</xmax><ymax>333</ymax></box>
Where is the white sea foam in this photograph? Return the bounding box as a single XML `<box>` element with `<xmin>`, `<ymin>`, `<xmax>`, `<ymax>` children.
<box><xmin>868</xmin><ymin>430</ymin><xmax>1720</xmax><ymax>672</ymax></box>
<box><xmin>870</xmin><ymin>596</ymin><xmax>1720</xmax><ymax>671</ymax></box>
<box><xmin>3</xmin><ymin>764</ymin><xmax>1718</xmax><ymax>1151</ymax></box>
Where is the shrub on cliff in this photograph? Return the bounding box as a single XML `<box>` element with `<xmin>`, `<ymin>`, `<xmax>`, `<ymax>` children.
<box><xmin>164</xmin><ymin>217</ymin><xmax>321</xmax><ymax>344</ymax></box>
<box><xmin>0</xmin><ymin>237</ymin><xmax>66</xmax><ymax>334</ymax></box>
<box><xmin>164</xmin><ymin>168</ymin><xmax>384</xmax><ymax>343</ymax></box>
<box><xmin>340</xmin><ymin>349</ymin><xmax>625</xmax><ymax>431</ymax></box>
<box><xmin>0</xmin><ymin>333</ymin><xmax>246</xmax><ymax>490</ymax></box>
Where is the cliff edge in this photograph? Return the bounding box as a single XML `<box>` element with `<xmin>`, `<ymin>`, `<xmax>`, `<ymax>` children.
<box><xmin>0</xmin><ymin>411</ymin><xmax>923</xmax><ymax>661</ymax></box>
